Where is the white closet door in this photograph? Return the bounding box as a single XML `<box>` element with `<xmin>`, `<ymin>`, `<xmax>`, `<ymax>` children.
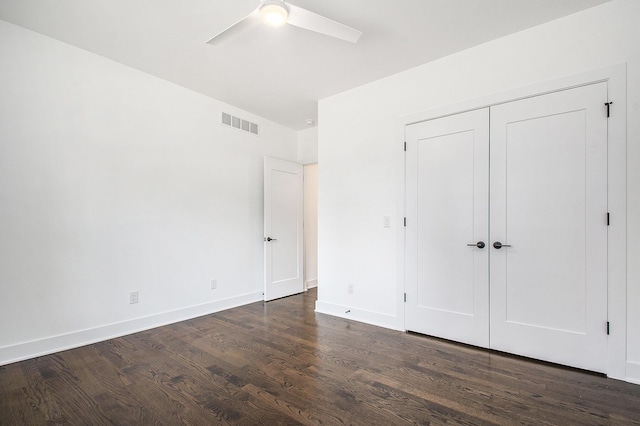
<box><xmin>405</xmin><ymin>108</ymin><xmax>490</xmax><ymax>348</ymax></box>
<box><xmin>489</xmin><ymin>82</ymin><xmax>609</xmax><ymax>372</ymax></box>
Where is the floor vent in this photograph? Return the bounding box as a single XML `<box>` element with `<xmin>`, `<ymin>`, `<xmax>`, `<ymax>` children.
<box><xmin>221</xmin><ymin>112</ymin><xmax>259</xmax><ymax>136</ymax></box>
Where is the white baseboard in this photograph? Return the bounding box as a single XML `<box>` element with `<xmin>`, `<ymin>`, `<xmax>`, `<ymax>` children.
<box><xmin>0</xmin><ymin>291</ymin><xmax>263</xmax><ymax>366</ymax></box>
<box><xmin>314</xmin><ymin>300</ymin><xmax>401</xmax><ymax>331</ymax></box>
<box><xmin>626</xmin><ymin>361</ymin><xmax>640</xmax><ymax>385</ymax></box>
<box><xmin>305</xmin><ymin>279</ymin><xmax>318</xmax><ymax>289</ymax></box>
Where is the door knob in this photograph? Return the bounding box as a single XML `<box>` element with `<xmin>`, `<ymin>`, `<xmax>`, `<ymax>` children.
<box><xmin>466</xmin><ymin>241</ymin><xmax>486</xmax><ymax>249</ymax></box>
<box><xmin>265</xmin><ymin>237</ymin><xmax>277</xmax><ymax>242</ymax></box>
<box><xmin>493</xmin><ymin>241</ymin><xmax>511</xmax><ymax>249</ymax></box>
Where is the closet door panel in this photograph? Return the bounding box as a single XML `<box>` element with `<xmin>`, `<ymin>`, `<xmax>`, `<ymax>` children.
<box><xmin>405</xmin><ymin>109</ymin><xmax>490</xmax><ymax>348</ymax></box>
<box><xmin>489</xmin><ymin>82</ymin><xmax>608</xmax><ymax>373</ymax></box>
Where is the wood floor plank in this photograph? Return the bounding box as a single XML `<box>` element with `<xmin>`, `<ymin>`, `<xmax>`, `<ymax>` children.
<box><xmin>2</xmin><ymin>287</ymin><xmax>640</xmax><ymax>425</ymax></box>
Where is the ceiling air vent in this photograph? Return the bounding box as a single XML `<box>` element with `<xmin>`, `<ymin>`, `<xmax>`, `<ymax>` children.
<box><xmin>221</xmin><ymin>112</ymin><xmax>259</xmax><ymax>136</ymax></box>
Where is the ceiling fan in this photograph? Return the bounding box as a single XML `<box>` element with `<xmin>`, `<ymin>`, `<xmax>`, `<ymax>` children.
<box><xmin>206</xmin><ymin>0</ymin><xmax>362</xmax><ymax>46</ymax></box>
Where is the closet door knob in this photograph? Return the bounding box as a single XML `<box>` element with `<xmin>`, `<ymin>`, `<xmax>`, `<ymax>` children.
<box><xmin>466</xmin><ymin>241</ymin><xmax>485</xmax><ymax>249</ymax></box>
<box><xmin>493</xmin><ymin>241</ymin><xmax>511</xmax><ymax>249</ymax></box>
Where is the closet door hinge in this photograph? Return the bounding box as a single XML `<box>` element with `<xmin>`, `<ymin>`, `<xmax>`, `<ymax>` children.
<box><xmin>404</xmin><ymin>141</ymin><xmax>407</xmax><ymax>152</ymax></box>
<box><xmin>404</xmin><ymin>293</ymin><xmax>407</xmax><ymax>303</ymax></box>
<box><xmin>607</xmin><ymin>321</ymin><xmax>610</xmax><ymax>335</ymax></box>
<box><xmin>607</xmin><ymin>212</ymin><xmax>610</xmax><ymax>226</ymax></box>
<box><xmin>605</xmin><ymin>102</ymin><xmax>613</xmax><ymax>118</ymax></box>
<box><xmin>404</xmin><ymin>217</ymin><xmax>407</xmax><ymax>227</ymax></box>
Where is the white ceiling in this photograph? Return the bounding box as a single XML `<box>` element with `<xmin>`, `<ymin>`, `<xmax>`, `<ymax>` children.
<box><xmin>0</xmin><ymin>0</ymin><xmax>609</xmax><ymax>130</ymax></box>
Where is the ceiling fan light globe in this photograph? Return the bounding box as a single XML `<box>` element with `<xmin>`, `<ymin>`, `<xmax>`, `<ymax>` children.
<box><xmin>260</xmin><ymin>2</ymin><xmax>289</xmax><ymax>27</ymax></box>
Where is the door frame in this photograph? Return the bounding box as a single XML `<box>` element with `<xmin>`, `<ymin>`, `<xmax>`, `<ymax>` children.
<box><xmin>398</xmin><ymin>64</ymin><xmax>627</xmax><ymax>380</ymax></box>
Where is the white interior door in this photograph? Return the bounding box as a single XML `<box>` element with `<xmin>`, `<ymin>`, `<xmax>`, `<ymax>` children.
<box><xmin>489</xmin><ymin>83</ymin><xmax>609</xmax><ymax>372</ymax></box>
<box><xmin>264</xmin><ymin>157</ymin><xmax>304</xmax><ymax>301</ymax></box>
<box><xmin>405</xmin><ymin>108</ymin><xmax>490</xmax><ymax>348</ymax></box>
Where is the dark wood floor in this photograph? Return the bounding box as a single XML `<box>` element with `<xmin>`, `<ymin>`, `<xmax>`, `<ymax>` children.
<box><xmin>2</xmin><ymin>288</ymin><xmax>640</xmax><ymax>425</ymax></box>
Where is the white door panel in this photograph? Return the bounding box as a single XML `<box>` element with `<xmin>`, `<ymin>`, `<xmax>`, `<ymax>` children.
<box><xmin>406</xmin><ymin>108</ymin><xmax>490</xmax><ymax>348</ymax></box>
<box><xmin>417</xmin><ymin>130</ymin><xmax>474</xmax><ymax>314</ymax></box>
<box><xmin>489</xmin><ymin>83</ymin><xmax>608</xmax><ymax>372</ymax></box>
<box><xmin>499</xmin><ymin>111</ymin><xmax>587</xmax><ymax>332</ymax></box>
<box><xmin>264</xmin><ymin>157</ymin><xmax>303</xmax><ymax>301</ymax></box>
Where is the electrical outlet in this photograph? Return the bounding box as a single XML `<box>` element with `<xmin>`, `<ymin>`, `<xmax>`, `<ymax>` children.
<box><xmin>211</xmin><ymin>279</ymin><xmax>217</xmax><ymax>290</ymax></box>
<box><xmin>383</xmin><ymin>216</ymin><xmax>391</xmax><ymax>228</ymax></box>
<box><xmin>129</xmin><ymin>291</ymin><xmax>139</xmax><ymax>304</ymax></box>
<box><xmin>348</xmin><ymin>283</ymin><xmax>354</xmax><ymax>295</ymax></box>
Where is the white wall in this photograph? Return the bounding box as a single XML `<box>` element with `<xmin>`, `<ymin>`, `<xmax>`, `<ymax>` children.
<box><xmin>303</xmin><ymin>164</ymin><xmax>318</xmax><ymax>289</ymax></box>
<box><xmin>0</xmin><ymin>20</ymin><xmax>297</xmax><ymax>364</ymax></box>
<box><xmin>317</xmin><ymin>0</ymin><xmax>640</xmax><ymax>382</ymax></box>
<box><xmin>297</xmin><ymin>126</ymin><xmax>318</xmax><ymax>165</ymax></box>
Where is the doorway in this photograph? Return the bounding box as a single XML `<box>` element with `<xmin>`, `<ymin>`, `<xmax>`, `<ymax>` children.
<box><xmin>304</xmin><ymin>164</ymin><xmax>318</xmax><ymax>290</ymax></box>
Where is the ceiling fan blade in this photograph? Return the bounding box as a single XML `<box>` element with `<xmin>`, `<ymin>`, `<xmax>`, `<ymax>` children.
<box><xmin>286</xmin><ymin>3</ymin><xmax>362</xmax><ymax>43</ymax></box>
<box><xmin>206</xmin><ymin>7</ymin><xmax>261</xmax><ymax>46</ymax></box>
